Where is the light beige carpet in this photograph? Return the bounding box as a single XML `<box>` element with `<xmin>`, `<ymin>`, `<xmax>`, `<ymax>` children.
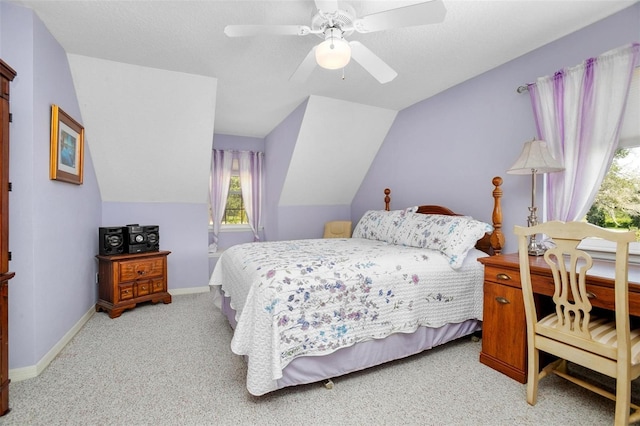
<box><xmin>2</xmin><ymin>290</ymin><xmax>632</xmax><ymax>425</ymax></box>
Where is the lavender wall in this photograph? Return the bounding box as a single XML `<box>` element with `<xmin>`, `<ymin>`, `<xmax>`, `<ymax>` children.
<box><xmin>353</xmin><ymin>3</ymin><xmax>640</xmax><ymax>254</ymax></box>
<box><xmin>101</xmin><ymin>202</ymin><xmax>209</xmax><ymax>291</ymax></box>
<box><xmin>1</xmin><ymin>2</ymin><xmax>102</xmax><ymax>369</ymax></box>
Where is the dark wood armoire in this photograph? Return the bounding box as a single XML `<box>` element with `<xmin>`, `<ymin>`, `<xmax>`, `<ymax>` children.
<box><xmin>0</xmin><ymin>58</ymin><xmax>16</xmax><ymax>416</ymax></box>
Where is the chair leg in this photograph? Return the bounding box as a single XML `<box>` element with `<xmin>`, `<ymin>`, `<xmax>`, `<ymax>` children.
<box><xmin>615</xmin><ymin>373</ymin><xmax>631</xmax><ymax>426</ymax></box>
<box><xmin>527</xmin><ymin>346</ymin><xmax>540</xmax><ymax>405</ymax></box>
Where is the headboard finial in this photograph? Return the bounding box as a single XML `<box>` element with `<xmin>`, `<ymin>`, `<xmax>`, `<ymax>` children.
<box><xmin>384</xmin><ymin>188</ymin><xmax>391</xmax><ymax>211</ymax></box>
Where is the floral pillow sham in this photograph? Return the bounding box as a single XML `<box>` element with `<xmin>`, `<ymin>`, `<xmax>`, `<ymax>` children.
<box><xmin>351</xmin><ymin>209</ymin><xmax>409</xmax><ymax>242</ymax></box>
<box><xmin>353</xmin><ymin>210</ymin><xmax>493</xmax><ymax>269</ymax></box>
<box><xmin>390</xmin><ymin>213</ymin><xmax>493</xmax><ymax>269</ymax></box>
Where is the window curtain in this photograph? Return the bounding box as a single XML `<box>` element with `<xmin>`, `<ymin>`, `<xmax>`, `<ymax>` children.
<box><xmin>209</xmin><ymin>149</ymin><xmax>233</xmax><ymax>251</ymax></box>
<box><xmin>527</xmin><ymin>43</ymin><xmax>639</xmax><ymax>222</ymax></box>
<box><xmin>238</xmin><ymin>151</ymin><xmax>264</xmax><ymax>241</ymax></box>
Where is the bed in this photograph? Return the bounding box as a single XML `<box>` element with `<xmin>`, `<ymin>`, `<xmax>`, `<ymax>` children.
<box><xmin>210</xmin><ymin>177</ymin><xmax>505</xmax><ymax>396</ymax></box>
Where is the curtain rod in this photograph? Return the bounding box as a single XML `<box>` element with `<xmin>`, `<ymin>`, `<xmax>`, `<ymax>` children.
<box><xmin>516</xmin><ymin>85</ymin><xmax>529</xmax><ymax>94</ymax></box>
<box><xmin>212</xmin><ymin>149</ymin><xmax>263</xmax><ymax>154</ymax></box>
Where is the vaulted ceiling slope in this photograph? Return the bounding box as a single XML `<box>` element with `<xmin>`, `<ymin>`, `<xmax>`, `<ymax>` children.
<box><xmin>67</xmin><ymin>54</ymin><xmax>217</xmax><ymax>204</ymax></box>
<box><xmin>13</xmin><ymin>0</ymin><xmax>637</xmax><ymax>138</ymax></box>
<box><xmin>280</xmin><ymin>96</ymin><xmax>397</xmax><ymax>206</ymax></box>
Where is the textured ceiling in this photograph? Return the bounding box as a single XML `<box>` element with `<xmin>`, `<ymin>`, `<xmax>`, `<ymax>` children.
<box><xmin>12</xmin><ymin>0</ymin><xmax>637</xmax><ymax>138</ymax></box>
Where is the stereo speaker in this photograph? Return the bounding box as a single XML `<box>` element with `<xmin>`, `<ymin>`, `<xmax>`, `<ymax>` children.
<box><xmin>98</xmin><ymin>227</ymin><xmax>124</xmax><ymax>255</ymax></box>
<box><xmin>123</xmin><ymin>224</ymin><xmax>160</xmax><ymax>254</ymax></box>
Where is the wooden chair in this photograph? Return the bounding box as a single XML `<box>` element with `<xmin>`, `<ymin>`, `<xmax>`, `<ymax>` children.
<box><xmin>323</xmin><ymin>221</ymin><xmax>352</xmax><ymax>238</ymax></box>
<box><xmin>514</xmin><ymin>221</ymin><xmax>639</xmax><ymax>425</ymax></box>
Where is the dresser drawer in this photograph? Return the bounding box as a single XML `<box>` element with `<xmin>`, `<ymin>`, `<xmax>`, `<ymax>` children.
<box><xmin>137</xmin><ymin>280</ymin><xmax>151</xmax><ymax>297</ymax></box>
<box><xmin>151</xmin><ymin>278</ymin><xmax>165</xmax><ymax>294</ymax></box>
<box><xmin>119</xmin><ymin>257</ymin><xmax>164</xmax><ymax>281</ymax></box>
<box><xmin>119</xmin><ymin>284</ymin><xmax>134</xmax><ymax>301</ymax></box>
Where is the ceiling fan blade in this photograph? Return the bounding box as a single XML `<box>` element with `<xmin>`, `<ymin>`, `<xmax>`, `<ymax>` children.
<box><xmin>354</xmin><ymin>0</ymin><xmax>446</xmax><ymax>33</ymax></box>
<box><xmin>289</xmin><ymin>47</ymin><xmax>318</xmax><ymax>83</ymax></box>
<box><xmin>349</xmin><ymin>41</ymin><xmax>397</xmax><ymax>84</ymax></box>
<box><xmin>224</xmin><ymin>25</ymin><xmax>311</xmax><ymax>37</ymax></box>
<box><xmin>314</xmin><ymin>0</ymin><xmax>339</xmax><ymax>13</ymax></box>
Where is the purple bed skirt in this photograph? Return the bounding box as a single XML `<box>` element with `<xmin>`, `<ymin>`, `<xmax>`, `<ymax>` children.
<box><xmin>220</xmin><ymin>290</ymin><xmax>481</xmax><ymax>391</ymax></box>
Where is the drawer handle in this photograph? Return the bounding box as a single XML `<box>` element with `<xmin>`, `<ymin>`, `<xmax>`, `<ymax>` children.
<box><xmin>138</xmin><ymin>270</ymin><xmax>146</xmax><ymax>275</ymax></box>
<box><xmin>495</xmin><ymin>296</ymin><xmax>510</xmax><ymax>304</ymax></box>
<box><xmin>496</xmin><ymin>273</ymin><xmax>511</xmax><ymax>281</ymax></box>
<box><xmin>586</xmin><ymin>291</ymin><xmax>596</xmax><ymax>299</ymax></box>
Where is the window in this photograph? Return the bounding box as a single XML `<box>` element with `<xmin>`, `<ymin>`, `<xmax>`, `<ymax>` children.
<box><xmin>208</xmin><ymin>157</ymin><xmax>249</xmax><ymax>228</ymax></box>
<box><xmin>209</xmin><ymin>149</ymin><xmax>263</xmax><ymax>237</ymax></box>
<box><xmin>582</xmin><ymin>66</ymin><xmax>640</xmax><ymax>258</ymax></box>
<box><xmin>222</xmin><ymin>175</ymin><xmax>248</xmax><ymax>225</ymax></box>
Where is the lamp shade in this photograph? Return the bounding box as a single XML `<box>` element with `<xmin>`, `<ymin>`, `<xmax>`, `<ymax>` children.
<box><xmin>507</xmin><ymin>139</ymin><xmax>564</xmax><ymax>175</ymax></box>
<box><xmin>315</xmin><ymin>37</ymin><xmax>351</xmax><ymax>70</ymax></box>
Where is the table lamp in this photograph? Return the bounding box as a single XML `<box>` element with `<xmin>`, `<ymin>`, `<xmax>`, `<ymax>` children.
<box><xmin>507</xmin><ymin>139</ymin><xmax>564</xmax><ymax>255</ymax></box>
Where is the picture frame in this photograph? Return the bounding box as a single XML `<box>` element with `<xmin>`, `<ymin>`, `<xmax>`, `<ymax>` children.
<box><xmin>50</xmin><ymin>104</ymin><xmax>84</xmax><ymax>185</ymax></box>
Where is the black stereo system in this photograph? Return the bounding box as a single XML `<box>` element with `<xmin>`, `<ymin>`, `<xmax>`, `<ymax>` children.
<box><xmin>98</xmin><ymin>224</ymin><xmax>159</xmax><ymax>255</ymax></box>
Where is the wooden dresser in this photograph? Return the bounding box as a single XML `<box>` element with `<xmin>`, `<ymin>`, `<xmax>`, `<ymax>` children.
<box><xmin>478</xmin><ymin>253</ymin><xmax>640</xmax><ymax>383</ymax></box>
<box><xmin>0</xmin><ymin>59</ymin><xmax>16</xmax><ymax>416</ymax></box>
<box><xmin>96</xmin><ymin>251</ymin><xmax>172</xmax><ymax>318</ymax></box>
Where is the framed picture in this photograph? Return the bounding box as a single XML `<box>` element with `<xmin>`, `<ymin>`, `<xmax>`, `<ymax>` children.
<box><xmin>50</xmin><ymin>105</ymin><xmax>84</xmax><ymax>185</ymax></box>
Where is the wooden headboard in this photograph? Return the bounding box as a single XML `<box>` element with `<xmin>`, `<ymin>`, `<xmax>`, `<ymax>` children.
<box><xmin>383</xmin><ymin>176</ymin><xmax>504</xmax><ymax>256</ymax></box>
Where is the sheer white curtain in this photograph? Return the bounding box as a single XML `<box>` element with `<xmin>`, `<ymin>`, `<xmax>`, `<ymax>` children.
<box><xmin>527</xmin><ymin>43</ymin><xmax>639</xmax><ymax>221</ymax></box>
<box><xmin>209</xmin><ymin>149</ymin><xmax>233</xmax><ymax>251</ymax></box>
<box><xmin>238</xmin><ymin>151</ymin><xmax>264</xmax><ymax>241</ymax></box>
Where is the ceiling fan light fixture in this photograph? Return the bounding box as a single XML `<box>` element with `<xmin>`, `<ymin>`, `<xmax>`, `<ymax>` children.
<box><xmin>315</xmin><ymin>29</ymin><xmax>351</xmax><ymax>70</ymax></box>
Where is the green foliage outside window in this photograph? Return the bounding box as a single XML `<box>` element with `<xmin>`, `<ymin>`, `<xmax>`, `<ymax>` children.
<box><xmin>586</xmin><ymin>148</ymin><xmax>640</xmax><ymax>240</ymax></box>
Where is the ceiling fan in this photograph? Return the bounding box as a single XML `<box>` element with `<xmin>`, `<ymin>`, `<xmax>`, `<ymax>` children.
<box><xmin>224</xmin><ymin>0</ymin><xmax>446</xmax><ymax>84</ymax></box>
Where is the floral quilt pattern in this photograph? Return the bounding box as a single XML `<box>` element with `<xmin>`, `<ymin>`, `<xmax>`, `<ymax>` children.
<box><xmin>211</xmin><ymin>238</ymin><xmax>486</xmax><ymax>395</ymax></box>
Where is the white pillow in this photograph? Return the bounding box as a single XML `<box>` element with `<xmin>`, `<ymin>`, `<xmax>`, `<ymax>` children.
<box><xmin>352</xmin><ymin>209</ymin><xmax>409</xmax><ymax>242</ymax></box>
<box><xmin>390</xmin><ymin>213</ymin><xmax>493</xmax><ymax>269</ymax></box>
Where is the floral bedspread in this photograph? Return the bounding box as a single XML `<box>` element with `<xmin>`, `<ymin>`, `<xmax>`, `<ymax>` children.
<box><xmin>210</xmin><ymin>237</ymin><xmax>486</xmax><ymax>396</ymax></box>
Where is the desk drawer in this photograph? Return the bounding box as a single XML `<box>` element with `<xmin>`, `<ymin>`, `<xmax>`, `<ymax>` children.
<box><xmin>529</xmin><ymin>278</ymin><xmax>634</xmax><ymax>313</ymax></box>
<box><xmin>483</xmin><ymin>265</ymin><xmax>521</xmax><ymax>288</ymax></box>
<box><xmin>497</xmin><ymin>267</ymin><xmax>640</xmax><ymax>314</ymax></box>
<box><xmin>480</xmin><ymin>280</ymin><xmax>527</xmax><ymax>382</ymax></box>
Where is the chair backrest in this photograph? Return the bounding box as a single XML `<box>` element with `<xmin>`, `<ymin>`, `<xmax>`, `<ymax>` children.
<box><xmin>323</xmin><ymin>221</ymin><xmax>352</xmax><ymax>238</ymax></box>
<box><xmin>514</xmin><ymin>221</ymin><xmax>636</xmax><ymax>361</ymax></box>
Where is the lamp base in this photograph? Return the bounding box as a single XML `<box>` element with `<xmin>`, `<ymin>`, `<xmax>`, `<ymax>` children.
<box><xmin>527</xmin><ymin>239</ymin><xmax>546</xmax><ymax>256</ymax></box>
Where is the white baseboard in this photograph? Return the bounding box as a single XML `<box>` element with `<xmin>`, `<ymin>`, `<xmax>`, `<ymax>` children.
<box><xmin>9</xmin><ymin>304</ymin><xmax>95</xmax><ymax>382</ymax></box>
<box><xmin>9</xmin><ymin>287</ymin><xmax>210</xmax><ymax>382</ymax></box>
<box><xmin>169</xmin><ymin>286</ymin><xmax>210</xmax><ymax>295</ymax></box>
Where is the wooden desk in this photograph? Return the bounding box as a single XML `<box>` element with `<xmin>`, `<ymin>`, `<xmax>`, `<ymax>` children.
<box><xmin>478</xmin><ymin>252</ymin><xmax>640</xmax><ymax>383</ymax></box>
